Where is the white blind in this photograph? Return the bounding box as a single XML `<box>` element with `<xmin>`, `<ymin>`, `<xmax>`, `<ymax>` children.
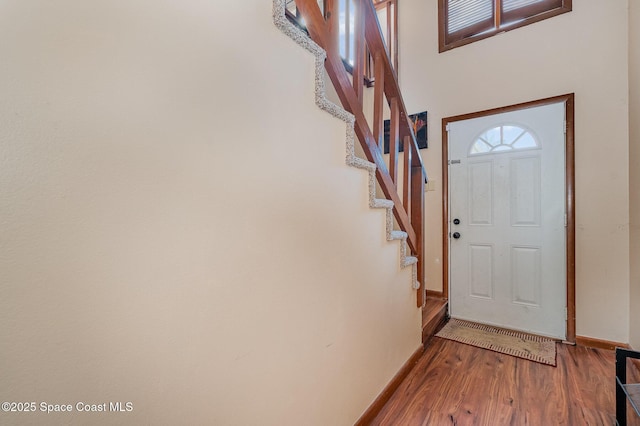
<box><xmin>447</xmin><ymin>0</ymin><xmax>493</xmax><ymax>34</ymax></box>
<box><xmin>502</xmin><ymin>0</ymin><xmax>545</xmax><ymax>12</ymax></box>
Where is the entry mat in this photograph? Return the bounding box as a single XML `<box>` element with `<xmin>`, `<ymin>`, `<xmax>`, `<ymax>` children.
<box><xmin>435</xmin><ymin>318</ymin><xmax>557</xmax><ymax>366</ymax></box>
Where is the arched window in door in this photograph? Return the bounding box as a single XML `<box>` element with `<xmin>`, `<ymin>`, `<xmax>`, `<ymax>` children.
<box><xmin>469</xmin><ymin>124</ymin><xmax>539</xmax><ymax>155</ymax></box>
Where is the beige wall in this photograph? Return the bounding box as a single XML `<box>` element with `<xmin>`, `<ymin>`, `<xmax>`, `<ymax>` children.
<box><xmin>629</xmin><ymin>0</ymin><xmax>640</xmax><ymax>349</ymax></box>
<box><xmin>0</xmin><ymin>1</ymin><xmax>421</xmax><ymax>424</ymax></box>
<box><xmin>400</xmin><ymin>1</ymin><xmax>631</xmax><ymax>342</ymax></box>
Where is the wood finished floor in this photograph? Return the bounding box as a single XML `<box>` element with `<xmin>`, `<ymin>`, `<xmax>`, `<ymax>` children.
<box><xmin>371</xmin><ymin>337</ymin><xmax>640</xmax><ymax>425</ymax></box>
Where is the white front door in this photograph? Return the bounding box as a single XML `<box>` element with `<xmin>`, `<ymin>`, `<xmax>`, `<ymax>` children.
<box><xmin>448</xmin><ymin>102</ymin><xmax>566</xmax><ymax>339</ymax></box>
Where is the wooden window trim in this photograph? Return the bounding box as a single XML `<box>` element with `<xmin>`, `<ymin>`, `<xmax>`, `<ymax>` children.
<box><xmin>439</xmin><ymin>0</ymin><xmax>572</xmax><ymax>53</ymax></box>
<box><xmin>501</xmin><ymin>0</ymin><xmax>563</xmax><ymax>23</ymax></box>
<box><xmin>446</xmin><ymin>16</ymin><xmax>495</xmax><ymax>46</ymax></box>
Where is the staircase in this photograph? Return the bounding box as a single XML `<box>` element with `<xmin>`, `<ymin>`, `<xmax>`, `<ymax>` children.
<box><xmin>272</xmin><ymin>0</ymin><xmax>428</xmax><ymax>307</ymax></box>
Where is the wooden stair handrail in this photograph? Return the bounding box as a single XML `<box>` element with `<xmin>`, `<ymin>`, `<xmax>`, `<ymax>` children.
<box><xmin>294</xmin><ymin>0</ymin><xmax>426</xmax><ymax>307</ymax></box>
<box><xmin>359</xmin><ymin>0</ymin><xmax>426</xmax><ymax>173</ymax></box>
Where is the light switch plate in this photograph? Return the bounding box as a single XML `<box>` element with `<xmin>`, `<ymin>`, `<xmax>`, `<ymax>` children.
<box><xmin>425</xmin><ymin>179</ymin><xmax>436</xmax><ymax>192</ymax></box>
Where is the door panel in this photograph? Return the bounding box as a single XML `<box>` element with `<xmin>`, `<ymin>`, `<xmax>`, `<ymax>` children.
<box><xmin>510</xmin><ymin>245</ymin><xmax>541</xmax><ymax>306</ymax></box>
<box><xmin>510</xmin><ymin>156</ymin><xmax>541</xmax><ymax>226</ymax></box>
<box><xmin>468</xmin><ymin>161</ymin><xmax>493</xmax><ymax>225</ymax></box>
<box><xmin>448</xmin><ymin>102</ymin><xmax>566</xmax><ymax>339</ymax></box>
<box><xmin>469</xmin><ymin>244</ymin><xmax>493</xmax><ymax>299</ymax></box>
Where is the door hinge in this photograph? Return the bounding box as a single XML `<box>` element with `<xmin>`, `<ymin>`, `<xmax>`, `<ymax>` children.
<box><xmin>564</xmin><ymin>214</ymin><xmax>567</xmax><ymax>227</ymax></box>
<box><xmin>446</xmin><ymin>123</ymin><xmax>451</xmax><ymax>132</ymax></box>
<box><xmin>563</xmin><ymin>120</ymin><xmax>567</xmax><ymax>134</ymax></box>
<box><xmin>564</xmin><ymin>307</ymin><xmax>568</xmax><ymax>321</ymax></box>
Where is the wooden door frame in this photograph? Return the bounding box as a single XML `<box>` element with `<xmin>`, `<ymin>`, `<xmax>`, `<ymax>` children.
<box><xmin>442</xmin><ymin>94</ymin><xmax>576</xmax><ymax>343</ymax></box>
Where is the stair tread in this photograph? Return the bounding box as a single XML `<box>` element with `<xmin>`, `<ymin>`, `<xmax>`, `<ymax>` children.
<box><xmin>372</xmin><ymin>198</ymin><xmax>394</xmax><ymax>209</ymax></box>
<box><xmin>389</xmin><ymin>230</ymin><xmax>408</xmax><ymax>240</ymax></box>
<box><xmin>422</xmin><ymin>297</ymin><xmax>447</xmax><ymax>324</ymax></box>
<box><xmin>422</xmin><ymin>298</ymin><xmax>448</xmax><ymax>344</ymax></box>
<box><xmin>403</xmin><ymin>256</ymin><xmax>418</xmax><ymax>266</ymax></box>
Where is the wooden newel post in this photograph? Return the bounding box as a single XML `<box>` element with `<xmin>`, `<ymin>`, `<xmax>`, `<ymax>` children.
<box><xmin>411</xmin><ymin>156</ymin><xmax>425</xmax><ymax>308</ymax></box>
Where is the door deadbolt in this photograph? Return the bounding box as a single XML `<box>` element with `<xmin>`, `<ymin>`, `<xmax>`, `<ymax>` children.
<box><xmin>453</xmin><ymin>218</ymin><xmax>460</xmax><ymax>225</ymax></box>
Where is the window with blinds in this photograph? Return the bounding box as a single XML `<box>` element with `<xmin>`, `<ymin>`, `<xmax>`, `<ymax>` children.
<box><xmin>438</xmin><ymin>0</ymin><xmax>571</xmax><ymax>52</ymax></box>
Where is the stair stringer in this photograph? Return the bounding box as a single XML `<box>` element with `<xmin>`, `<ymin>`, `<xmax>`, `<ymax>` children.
<box><xmin>272</xmin><ymin>0</ymin><xmax>419</xmax><ymax>291</ymax></box>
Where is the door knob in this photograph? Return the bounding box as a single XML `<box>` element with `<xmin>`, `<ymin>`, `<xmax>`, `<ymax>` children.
<box><xmin>452</xmin><ymin>232</ymin><xmax>461</xmax><ymax>239</ymax></box>
<box><xmin>453</xmin><ymin>218</ymin><xmax>461</xmax><ymax>225</ymax></box>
